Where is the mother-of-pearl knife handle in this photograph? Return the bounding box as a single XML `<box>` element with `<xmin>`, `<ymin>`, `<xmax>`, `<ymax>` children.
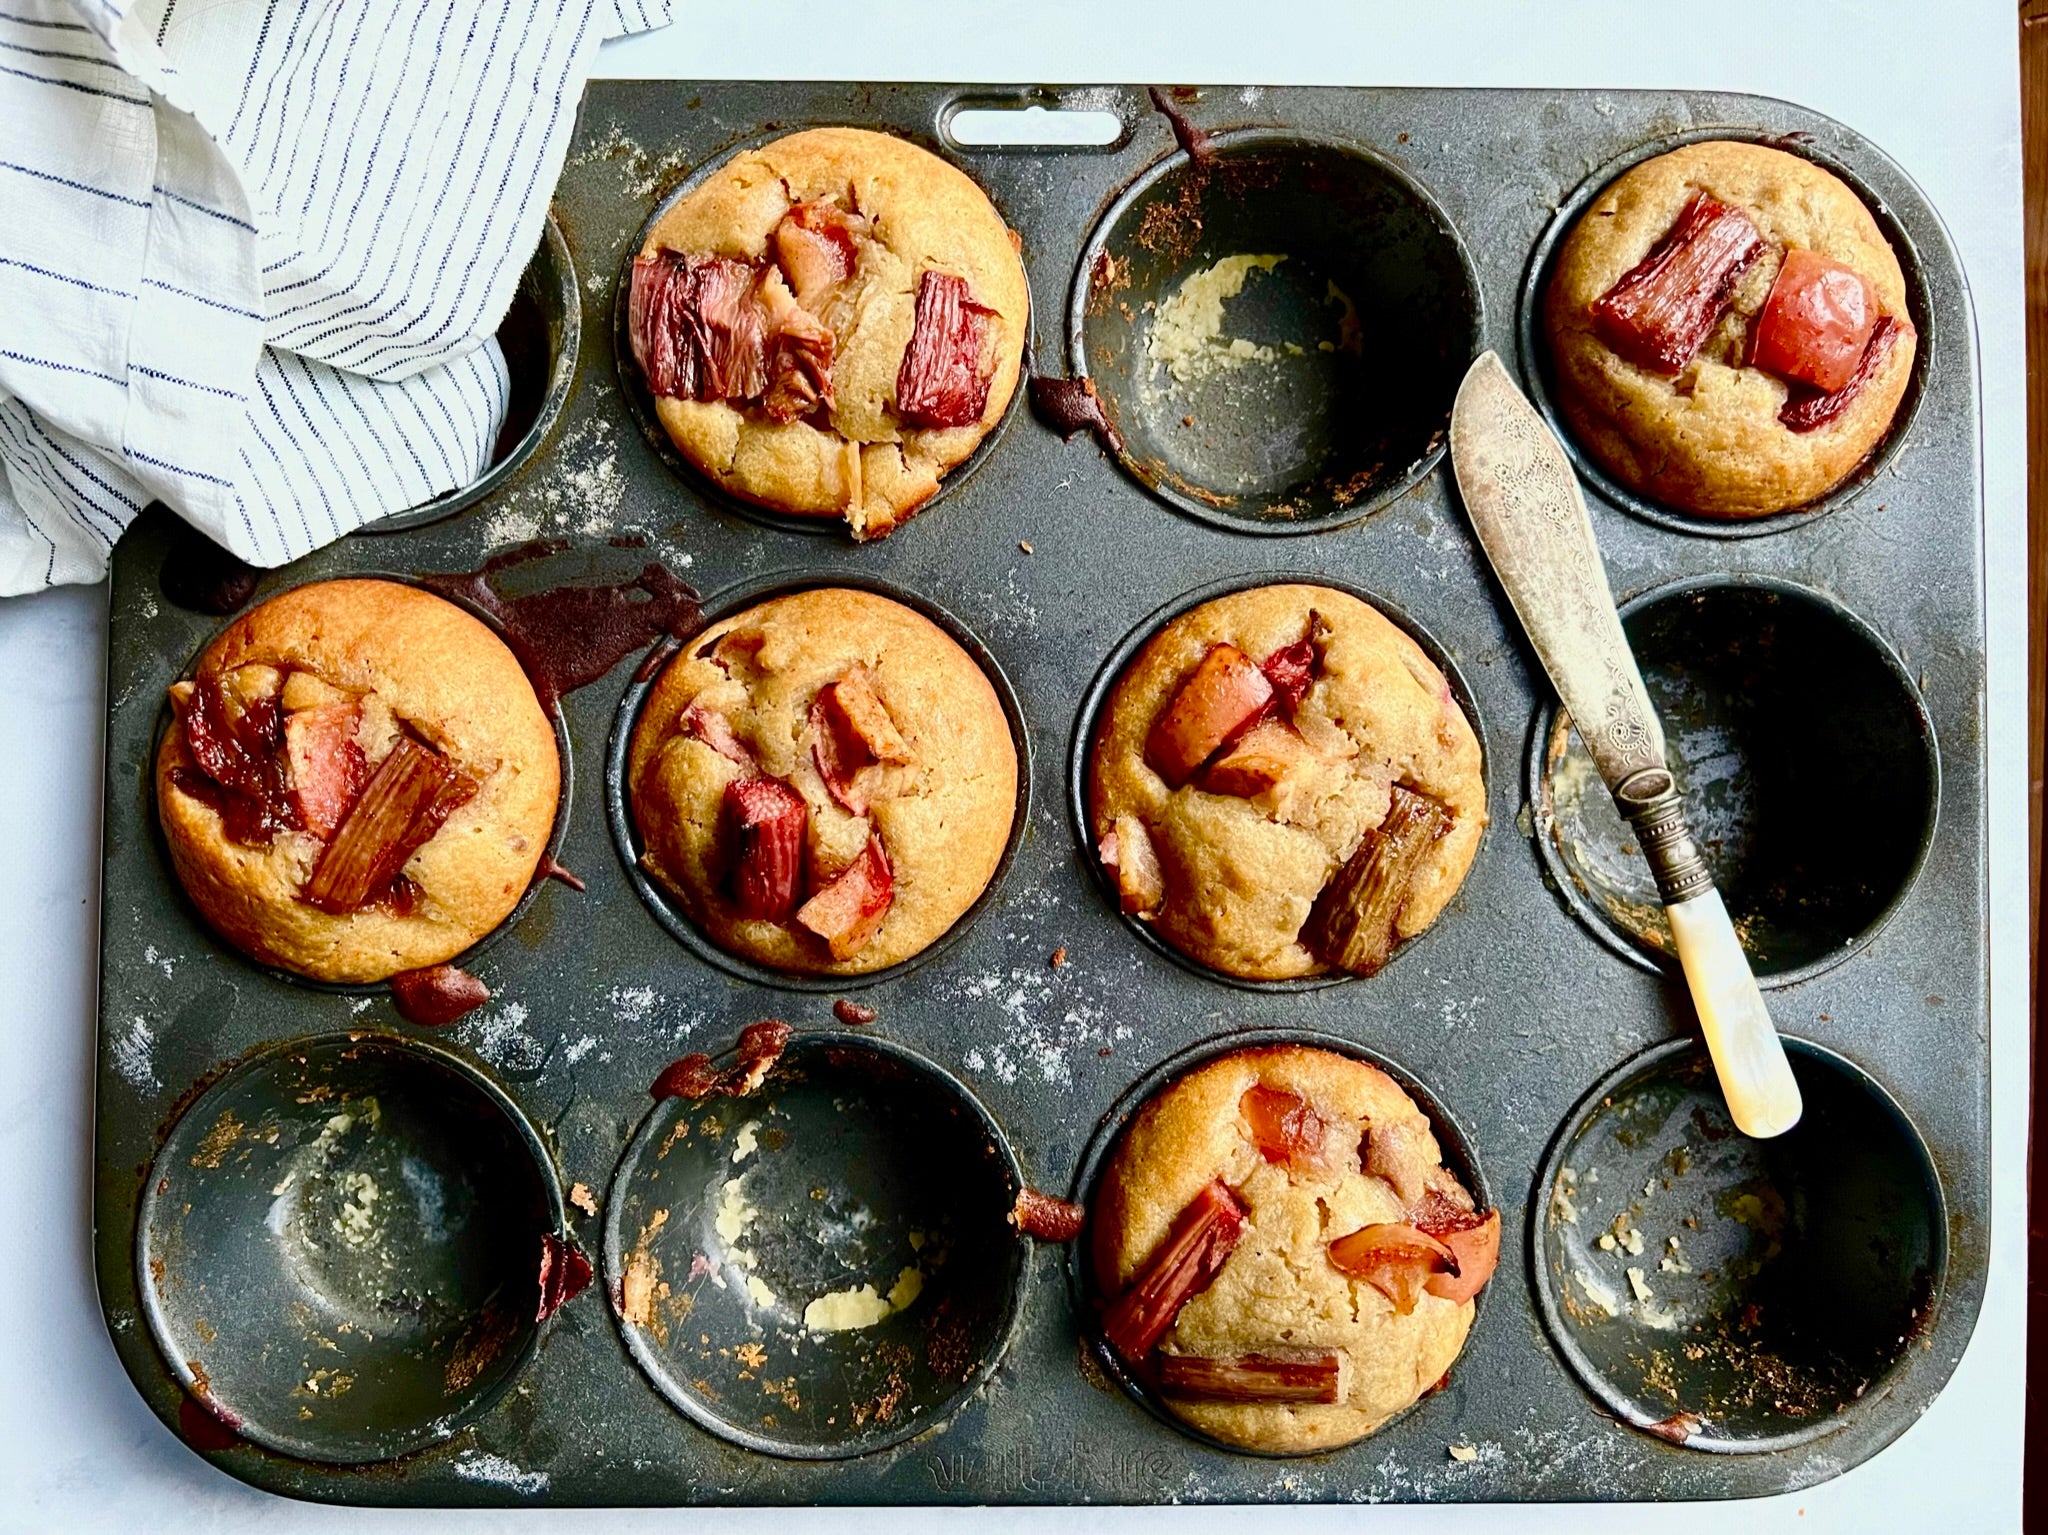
<box><xmin>1614</xmin><ymin>768</ymin><xmax>1804</xmax><ymax>1139</ymax></box>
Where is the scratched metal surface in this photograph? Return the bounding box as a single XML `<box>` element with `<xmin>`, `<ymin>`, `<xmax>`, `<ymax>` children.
<box><xmin>93</xmin><ymin>82</ymin><xmax>1987</xmax><ymax>1505</ymax></box>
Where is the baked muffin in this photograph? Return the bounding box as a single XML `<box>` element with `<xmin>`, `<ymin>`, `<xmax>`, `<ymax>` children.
<box><xmin>1087</xmin><ymin>584</ymin><xmax>1485</xmax><ymax>981</ymax></box>
<box><xmin>1092</xmin><ymin>1045</ymin><xmax>1499</xmax><ymax>1453</ymax></box>
<box><xmin>1543</xmin><ymin>140</ymin><xmax>1916</xmax><ymax>517</ymax></box>
<box><xmin>156</xmin><ymin>580</ymin><xmax>559</xmax><ymax>983</ymax></box>
<box><xmin>627</xmin><ymin>127</ymin><xmax>1029</xmax><ymax>538</ymax></box>
<box><xmin>628</xmin><ymin>588</ymin><xmax>1016</xmax><ymax>975</ymax></box>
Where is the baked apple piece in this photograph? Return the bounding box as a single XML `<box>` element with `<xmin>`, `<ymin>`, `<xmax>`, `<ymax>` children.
<box><xmin>796</xmin><ymin>833</ymin><xmax>894</xmax><ymax>959</ymax></box>
<box><xmin>1144</xmin><ymin>643</ymin><xmax>1275</xmax><ymax>788</ymax></box>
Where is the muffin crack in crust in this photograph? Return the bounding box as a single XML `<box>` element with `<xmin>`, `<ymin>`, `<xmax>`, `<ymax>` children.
<box><xmin>1088</xmin><ymin>584</ymin><xmax>1485</xmax><ymax>981</ymax></box>
<box><xmin>154</xmin><ymin>580</ymin><xmax>561</xmax><ymax>984</ymax></box>
<box><xmin>628</xmin><ymin>588</ymin><xmax>1017</xmax><ymax>975</ymax></box>
<box><xmin>1093</xmin><ymin>1046</ymin><xmax>1499</xmax><ymax>1453</ymax></box>
<box><xmin>1544</xmin><ymin>141</ymin><xmax>1917</xmax><ymax>517</ymax></box>
<box><xmin>629</xmin><ymin>127</ymin><xmax>1029</xmax><ymax>538</ymax></box>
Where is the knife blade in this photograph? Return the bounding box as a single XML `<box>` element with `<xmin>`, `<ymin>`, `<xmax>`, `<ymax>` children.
<box><xmin>1447</xmin><ymin>351</ymin><xmax>1667</xmax><ymax>790</ymax></box>
<box><xmin>1448</xmin><ymin>350</ymin><xmax>1800</xmax><ymax>1139</ymax></box>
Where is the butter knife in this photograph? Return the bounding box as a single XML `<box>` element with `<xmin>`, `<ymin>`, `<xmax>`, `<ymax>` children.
<box><xmin>1448</xmin><ymin>350</ymin><xmax>1801</xmax><ymax>1139</ymax></box>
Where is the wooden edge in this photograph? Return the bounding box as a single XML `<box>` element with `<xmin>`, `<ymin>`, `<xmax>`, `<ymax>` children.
<box><xmin>2022</xmin><ymin>0</ymin><xmax>2044</xmax><ymax>1517</ymax></box>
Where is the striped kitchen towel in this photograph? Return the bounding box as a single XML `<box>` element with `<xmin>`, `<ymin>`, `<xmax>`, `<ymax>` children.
<box><xmin>0</xmin><ymin>0</ymin><xmax>669</xmax><ymax>593</ymax></box>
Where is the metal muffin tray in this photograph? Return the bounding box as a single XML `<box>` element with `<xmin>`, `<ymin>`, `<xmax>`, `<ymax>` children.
<box><xmin>94</xmin><ymin>82</ymin><xmax>1988</xmax><ymax>1506</ymax></box>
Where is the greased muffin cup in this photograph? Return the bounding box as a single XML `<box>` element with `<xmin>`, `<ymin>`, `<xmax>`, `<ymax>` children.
<box><xmin>612</xmin><ymin>574</ymin><xmax>1030</xmax><ymax>987</ymax></box>
<box><xmin>603</xmin><ymin>1032</ymin><xmax>1026</xmax><ymax>1459</ymax></box>
<box><xmin>137</xmin><ymin>1033</ymin><xmax>565</xmax><ymax>1464</ymax></box>
<box><xmin>1530</xmin><ymin>575</ymin><xmax>1938</xmax><ymax>986</ymax></box>
<box><xmin>1080</xmin><ymin>577</ymin><xmax>1486</xmax><ymax>986</ymax></box>
<box><xmin>1072</xmin><ymin>128</ymin><xmax>1481</xmax><ymax>533</ymax></box>
<box><xmin>1533</xmin><ymin>1038</ymin><xmax>1946</xmax><ymax>1453</ymax></box>
<box><xmin>368</xmin><ymin>214</ymin><xmax>582</xmax><ymax>533</ymax></box>
<box><xmin>154</xmin><ymin>578</ymin><xmax>564</xmax><ymax>985</ymax></box>
<box><xmin>1522</xmin><ymin>131</ymin><xmax>1930</xmax><ymax>535</ymax></box>
<box><xmin>616</xmin><ymin>126</ymin><xmax>1030</xmax><ymax>539</ymax></box>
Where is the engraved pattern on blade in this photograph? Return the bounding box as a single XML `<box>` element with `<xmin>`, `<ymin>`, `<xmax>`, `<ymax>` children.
<box><xmin>1449</xmin><ymin>355</ymin><xmax>1665</xmax><ymax>786</ymax></box>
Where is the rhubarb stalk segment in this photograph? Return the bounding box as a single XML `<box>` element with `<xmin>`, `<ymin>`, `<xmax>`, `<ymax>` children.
<box><xmin>1155</xmin><ymin>1349</ymin><xmax>1342</xmax><ymax>1405</ymax></box>
<box><xmin>1101</xmin><ymin>1180</ymin><xmax>1249</xmax><ymax>1364</ymax></box>
<box><xmin>1590</xmin><ymin>194</ymin><xmax>1764</xmax><ymax>374</ymax></box>
<box><xmin>1306</xmin><ymin>786</ymin><xmax>1453</xmax><ymax>975</ymax></box>
<box><xmin>303</xmin><ymin>736</ymin><xmax>477</xmax><ymax>914</ymax></box>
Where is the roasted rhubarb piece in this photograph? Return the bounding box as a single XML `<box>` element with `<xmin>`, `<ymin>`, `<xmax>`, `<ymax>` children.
<box><xmin>1259</xmin><ymin>626</ymin><xmax>1320</xmax><ymax>712</ymax></box>
<box><xmin>650</xmin><ymin>1018</ymin><xmax>793</xmax><ymax>1100</ymax></box>
<box><xmin>1200</xmin><ymin>718</ymin><xmax>1315</xmax><ymax>799</ymax></box>
<box><xmin>1145</xmin><ymin>643</ymin><xmax>1276</xmax><ymax>788</ymax></box>
<box><xmin>1239</xmin><ymin>1085</ymin><xmax>1327</xmax><ymax>1171</ymax></box>
<box><xmin>1415</xmin><ymin>1208</ymin><xmax>1500</xmax><ymax>1305</ymax></box>
<box><xmin>722</xmin><ymin>776</ymin><xmax>808</xmax><ymax>921</ymax></box>
<box><xmin>896</xmin><ymin>270</ymin><xmax>997</xmax><ymax>429</ymax></box>
<box><xmin>1010</xmin><ymin>1187</ymin><xmax>1087</xmax><ymax>1242</ymax></box>
<box><xmin>1305</xmin><ymin>787</ymin><xmax>1452</xmax><ymax>975</ymax></box>
<box><xmin>1156</xmin><ymin>1349</ymin><xmax>1342</xmax><ymax>1404</ymax></box>
<box><xmin>681</xmin><ymin>700</ymin><xmax>754</xmax><ymax>769</ymax></box>
<box><xmin>810</xmin><ymin>665</ymin><xmax>913</xmax><ymax>814</ymax></box>
<box><xmin>1410</xmin><ymin>1166</ymin><xmax>1476</xmax><ymax>1230</ymax></box>
<box><xmin>1779</xmin><ymin>314</ymin><xmax>1907</xmax><ymax>433</ymax></box>
<box><xmin>1326</xmin><ymin>1222</ymin><xmax>1457</xmax><ymax>1316</ymax></box>
<box><xmin>1098</xmin><ymin>813</ymin><xmax>1166</xmax><ymax>916</ymax></box>
<box><xmin>390</xmin><ymin>963</ymin><xmax>490</xmax><ymax>1027</ymax></box>
<box><xmin>795</xmin><ymin>833</ymin><xmax>893</xmax><ymax>959</ymax></box>
<box><xmin>1101</xmin><ymin>1179</ymin><xmax>1248</xmax><ymax>1363</ymax></box>
<box><xmin>627</xmin><ymin>250</ymin><xmax>693</xmax><ymax>397</ymax></box>
<box><xmin>757</xmin><ymin>268</ymin><xmax>836</xmax><ymax>423</ymax></box>
<box><xmin>1750</xmin><ymin>248</ymin><xmax>1878</xmax><ymax>393</ymax></box>
<box><xmin>173</xmin><ymin>675</ymin><xmax>297</xmax><ymax>846</ymax></box>
<box><xmin>284</xmin><ymin>700</ymin><xmax>366</xmax><ymax>840</ymax></box>
<box><xmin>303</xmin><ymin>736</ymin><xmax>477</xmax><ymax>914</ymax></box>
<box><xmin>1590</xmin><ymin>194</ymin><xmax>1764</xmax><ymax>374</ymax></box>
<box><xmin>628</xmin><ymin>251</ymin><xmax>770</xmax><ymax>402</ymax></box>
<box><xmin>773</xmin><ymin>197</ymin><xmax>865</xmax><ymax>307</ymax></box>
<box><xmin>536</xmin><ymin>1233</ymin><xmax>594</xmax><ymax>1322</ymax></box>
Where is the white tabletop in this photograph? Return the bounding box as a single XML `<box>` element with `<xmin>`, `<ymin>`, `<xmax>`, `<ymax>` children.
<box><xmin>0</xmin><ymin>3</ymin><xmax>2026</xmax><ymax>1530</ymax></box>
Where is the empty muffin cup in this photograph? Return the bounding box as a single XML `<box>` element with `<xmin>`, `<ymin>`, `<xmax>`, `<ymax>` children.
<box><xmin>1530</xmin><ymin>575</ymin><xmax>1937</xmax><ymax>986</ymax></box>
<box><xmin>368</xmin><ymin>213</ymin><xmax>581</xmax><ymax>532</ymax></box>
<box><xmin>1072</xmin><ymin>129</ymin><xmax>1481</xmax><ymax>532</ymax></box>
<box><xmin>136</xmin><ymin>1033</ymin><xmax>564</xmax><ymax>1464</ymax></box>
<box><xmin>603</xmin><ymin>1031</ymin><xmax>1025</xmax><ymax>1458</ymax></box>
<box><xmin>1533</xmin><ymin>1037</ymin><xmax>1945</xmax><ymax>1452</ymax></box>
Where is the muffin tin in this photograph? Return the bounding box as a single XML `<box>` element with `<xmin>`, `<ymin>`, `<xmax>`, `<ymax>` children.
<box><xmin>94</xmin><ymin>82</ymin><xmax>1988</xmax><ymax>1505</ymax></box>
